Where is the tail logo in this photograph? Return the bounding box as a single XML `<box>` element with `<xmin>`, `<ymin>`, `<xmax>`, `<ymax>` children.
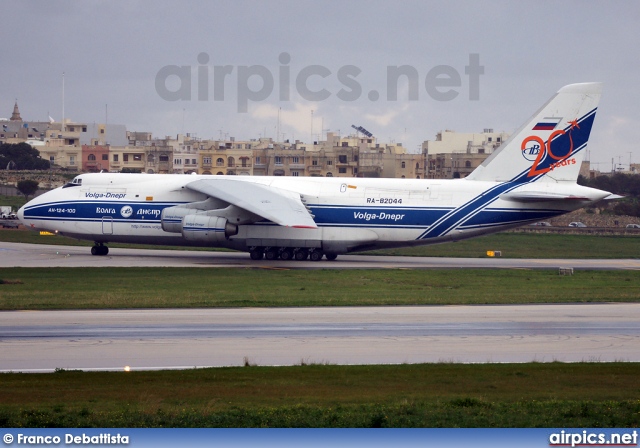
<box><xmin>521</xmin><ymin>119</ymin><xmax>579</xmax><ymax>177</ymax></box>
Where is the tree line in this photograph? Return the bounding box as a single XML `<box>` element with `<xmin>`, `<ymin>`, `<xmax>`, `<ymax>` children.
<box><xmin>578</xmin><ymin>173</ymin><xmax>640</xmax><ymax>217</ymax></box>
<box><xmin>0</xmin><ymin>143</ymin><xmax>50</xmax><ymax>170</ymax></box>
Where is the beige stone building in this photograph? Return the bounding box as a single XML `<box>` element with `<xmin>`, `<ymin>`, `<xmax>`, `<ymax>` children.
<box><xmin>421</xmin><ymin>129</ymin><xmax>510</xmax><ymax>179</ymax></box>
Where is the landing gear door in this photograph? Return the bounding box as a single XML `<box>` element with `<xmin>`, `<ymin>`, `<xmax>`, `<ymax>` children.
<box><xmin>102</xmin><ymin>216</ymin><xmax>113</xmax><ymax>235</ymax></box>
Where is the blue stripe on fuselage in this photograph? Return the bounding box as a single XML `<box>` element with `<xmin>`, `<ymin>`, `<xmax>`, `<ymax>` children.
<box><xmin>23</xmin><ymin>200</ymin><xmax>177</xmax><ymax>223</ymax></box>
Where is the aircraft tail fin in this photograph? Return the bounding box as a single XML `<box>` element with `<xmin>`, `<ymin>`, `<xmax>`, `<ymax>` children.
<box><xmin>466</xmin><ymin>82</ymin><xmax>602</xmax><ymax>184</ymax></box>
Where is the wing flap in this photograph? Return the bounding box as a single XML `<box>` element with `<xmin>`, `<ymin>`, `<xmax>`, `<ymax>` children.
<box><xmin>186</xmin><ymin>179</ymin><xmax>317</xmax><ymax>229</ymax></box>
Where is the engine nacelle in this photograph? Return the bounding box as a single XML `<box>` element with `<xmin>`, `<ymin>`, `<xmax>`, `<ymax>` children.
<box><xmin>161</xmin><ymin>206</ymin><xmax>199</xmax><ymax>233</ymax></box>
<box><xmin>181</xmin><ymin>214</ymin><xmax>238</xmax><ymax>243</ymax></box>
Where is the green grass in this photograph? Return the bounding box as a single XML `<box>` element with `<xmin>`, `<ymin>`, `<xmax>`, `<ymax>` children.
<box><xmin>361</xmin><ymin>232</ymin><xmax>640</xmax><ymax>259</ymax></box>
<box><xmin>1</xmin><ymin>267</ymin><xmax>639</xmax><ymax>310</ymax></box>
<box><xmin>1</xmin><ymin>363</ymin><xmax>638</xmax><ymax>427</ymax></box>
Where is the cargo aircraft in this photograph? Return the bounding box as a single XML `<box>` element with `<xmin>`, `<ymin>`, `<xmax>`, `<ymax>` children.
<box><xmin>19</xmin><ymin>83</ymin><xmax>613</xmax><ymax>261</ymax></box>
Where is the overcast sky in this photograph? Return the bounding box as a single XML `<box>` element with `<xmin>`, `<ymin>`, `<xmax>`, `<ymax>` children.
<box><xmin>1</xmin><ymin>0</ymin><xmax>638</xmax><ymax>170</ymax></box>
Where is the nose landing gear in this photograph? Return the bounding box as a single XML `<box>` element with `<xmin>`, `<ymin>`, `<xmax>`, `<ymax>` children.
<box><xmin>91</xmin><ymin>243</ymin><xmax>109</xmax><ymax>256</ymax></box>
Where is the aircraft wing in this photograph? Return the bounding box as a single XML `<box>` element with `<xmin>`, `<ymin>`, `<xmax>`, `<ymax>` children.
<box><xmin>186</xmin><ymin>178</ymin><xmax>317</xmax><ymax>228</ymax></box>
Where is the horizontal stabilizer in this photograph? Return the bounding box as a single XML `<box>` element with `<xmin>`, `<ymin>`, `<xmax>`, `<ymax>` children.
<box><xmin>501</xmin><ymin>191</ymin><xmax>592</xmax><ymax>202</ymax></box>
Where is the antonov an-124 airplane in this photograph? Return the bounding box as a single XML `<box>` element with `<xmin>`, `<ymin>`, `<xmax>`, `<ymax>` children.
<box><xmin>19</xmin><ymin>83</ymin><xmax>614</xmax><ymax>261</ymax></box>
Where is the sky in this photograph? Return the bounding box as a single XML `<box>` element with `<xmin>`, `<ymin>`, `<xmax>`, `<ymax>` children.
<box><xmin>1</xmin><ymin>0</ymin><xmax>638</xmax><ymax>171</ymax></box>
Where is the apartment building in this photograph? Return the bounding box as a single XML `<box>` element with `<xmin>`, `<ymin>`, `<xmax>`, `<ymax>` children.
<box><xmin>421</xmin><ymin>129</ymin><xmax>510</xmax><ymax>179</ymax></box>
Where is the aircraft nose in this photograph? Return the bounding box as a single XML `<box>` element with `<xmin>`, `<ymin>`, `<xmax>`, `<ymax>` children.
<box><xmin>17</xmin><ymin>205</ymin><xmax>25</xmax><ymax>223</ymax></box>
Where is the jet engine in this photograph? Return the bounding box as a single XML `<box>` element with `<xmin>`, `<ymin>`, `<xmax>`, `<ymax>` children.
<box><xmin>181</xmin><ymin>214</ymin><xmax>238</xmax><ymax>242</ymax></box>
<box><xmin>161</xmin><ymin>206</ymin><xmax>201</xmax><ymax>233</ymax></box>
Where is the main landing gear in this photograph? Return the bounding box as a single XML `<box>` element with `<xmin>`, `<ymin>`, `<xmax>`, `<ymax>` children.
<box><xmin>91</xmin><ymin>243</ymin><xmax>109</xmax><ymax>256</ymax></box>
<box><xmin>249</xmin><ymin>247</ymin><xmax>338</xmax><ymax>262</ymax></box>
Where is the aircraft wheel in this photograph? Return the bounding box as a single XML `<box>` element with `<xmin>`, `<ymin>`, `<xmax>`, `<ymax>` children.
<box><xmin>264</xmin><ymin>248</ymin><xmax>279</xmax><ymax>260</ymax></box>
<box><xmin>280</xmin><ymin>248</ymin><xmax>293</xmax><ymax>261</ymax></box>
<box><xmin>92</xmin><ymin>245</ymin><xmax>109</xmax><ymax>256</ymax></box>
<box><xmin>325</xmin><ymin>253</ymin><xmax>338</xmax><ymax>261</ymax></box>
<box><xmin>249</xmin><ymin>249</ymin><xmax>264</xmax><ymax>260</ymax></box>
<box><xmin>309</xmin><ymin>250</ymin><xmax>324</xmax><ymax>262</ymax></box>
<box><xmin>294</xmin><ymin>249</ymin><xmax>309</xmax><ymax>261</ymax></box>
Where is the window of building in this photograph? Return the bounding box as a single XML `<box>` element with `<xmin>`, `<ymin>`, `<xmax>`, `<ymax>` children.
<box><xmin>216</xmin><ymin>158</ymin><xmax>224</xmax><ymax>166</ymax></box>
<box><xmin>113</xmin><ymin>155</ymin><xmax>119</xmax><ymax>162</ymax></box>
<box><xmin>497</xmin><ymin>137</ymin><xmax>501</xmax><ymax>142</ymax></box>
<box><xmin>339</xmin><ymin>155</ymin><xmax>347</xmax><ymax>163</ymax></box>
<box><xmin>327</xmin><ymin>160</ymin><xmax>332</xmax><ymax>166</ymax></box>
<box><xmin>401</xmin><ymin>161</ymin><xmax>406</xmax><ymax>168</ymax></box>
<box><xmin>69</xmin><ymin>156</ymin><xmax>76</xmax><ymax>165</ymax></box>
<box><xmin>326</xmin><ymin>172</ymin><xmax>333</xmax><ymax>177</ymax></box>
<box><xmin>465</xmin><ymin>161</ymin><xmax>471</xmax><ymax>168</ymax></box>
<box><xmin>275</xmin><ymin>156</ymin><xmax>282</xmax><ymax>165</ymax></box>
<box><xmin>255</xmin><ymin>156</ymin><xmax>261</xmax><ymax>164</ymax></box>
<box><xmin>82</xmin><ymin>127</ymin><xmax>87</xmax><ymax>132</ymax></box>
<box><xmin>102</xmin><ymin>154</ymin><xmax>108</xmax><ymax>161</ymax></box>
<box><xmin>203</xmin><ymin>157</ymin><xmax>212</xmax><ymax>165</ymax></box>
<box><xmin>100</xmin><ymin>129</ymin><xmax>105</xmax><ymax>134</ymax></box>
<box><xmin>174</xmin><ymin>159</ymin><xmax>182</xmax><ymax>165</ymax></box>
<box><xmin>312</xmin><ymin>160</ymin><xmax>318</xmax><ymax>166</ymax></box>
<box><xmin>292</xmin><ymin>171</ymin><xmax>299</xmax><ymax>176</ymax></box>
<box><xmin>338</xmin><ymin>167</ymin><xmax>346</xmax><ymax>174</ymax></box>
<box><xmin>88</xmin><ymin>154</ymin><xmax>96</xmax><ymax>161</ymax></box>
<box><xmin>133</xmin><ymin>154</ymin><xmax>142</xmax><ymax>161</ymax></box>
<box><xmin>123</xmin><ymin>154</ymin><xmax>129</xmax><ymax>162</ymax></box>
<box><xmin>292</xmin><ymin>156</ymin><xmax>299</xmax><ymax>164</ymax></box>
<box><xmin>69</xmin><ymin>127</ymin><xmax>75</xmax><ymax>132</ymax></box>
<box><xmin>488</xmin><ymin>137</ymin><xmax>492</xmax><ymax>142</ymax></box>
<box><xmin>159</xmin><ymin>155</ymin><xmax>169</xmax><ymax>162</ymax></box>
<box><xmin>341</xmin><ymin>142</ymin><xmax>348</xmax><ymax>147</ymax></box>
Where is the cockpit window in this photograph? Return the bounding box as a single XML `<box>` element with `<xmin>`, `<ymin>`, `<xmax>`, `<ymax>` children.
<box><xmin>62</xmin><ymin>177</ymin><xmax>83</xmax><ymax>188</ymax></box>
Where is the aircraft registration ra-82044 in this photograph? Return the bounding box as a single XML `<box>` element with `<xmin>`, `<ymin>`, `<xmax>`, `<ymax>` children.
<box><xmin>19</xmin><ymin>82</ymin><xmax>615</xmax><ymax>261</ymax></box>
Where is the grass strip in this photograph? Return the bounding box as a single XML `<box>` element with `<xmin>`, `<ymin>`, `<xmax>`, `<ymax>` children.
<box><xmin>1</xmin><ymin>268</ymin><xmax>639</xmax><ymax>310</ymax></box>
<box><xmin>1</xmin><ymin>363</ymin><xmax>638</xmax><ymax>427</ymax></box>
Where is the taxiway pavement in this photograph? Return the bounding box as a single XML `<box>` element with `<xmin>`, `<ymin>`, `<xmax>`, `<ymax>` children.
<box><xmin>2</xmin><ymin>304</ymin><xmax>639</xmax><ymax>372</ymax></box>
<box><xmin>1</xmin><ymin>241</ymin><xmax>639</xmax><ymax>270</ymax></box>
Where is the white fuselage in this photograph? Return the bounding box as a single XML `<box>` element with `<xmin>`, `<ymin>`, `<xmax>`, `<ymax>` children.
<box><xmin>18</xmin><ymin>173</ymin><xmax>608</xmax><ymax>254</ymax></box>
